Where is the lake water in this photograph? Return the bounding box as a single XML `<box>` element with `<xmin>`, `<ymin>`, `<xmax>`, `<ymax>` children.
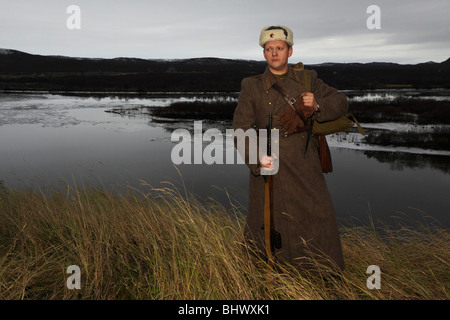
<box><xmin>1</xmin><ymin>91</ymin><xmax>449</xmax><ymax>228</ymax></box>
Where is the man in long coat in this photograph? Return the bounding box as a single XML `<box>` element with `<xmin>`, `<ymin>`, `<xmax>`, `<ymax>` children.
<box><xmin>232</xmin><ymin>25</ymin><xmax>347</xmax><ymax>271</ymax></box>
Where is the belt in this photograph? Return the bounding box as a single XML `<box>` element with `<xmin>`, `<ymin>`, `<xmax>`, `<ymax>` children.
<box><xmin>280</xmin><ymin>125</ymin><xmax>309</xmax><ymax>138</ymax></box>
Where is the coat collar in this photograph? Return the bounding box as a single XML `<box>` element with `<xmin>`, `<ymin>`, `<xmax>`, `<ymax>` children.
<box><xmin>262</xmin><ymin>65</ymin><xmax>301</xmax><ymax>91</ymax></box>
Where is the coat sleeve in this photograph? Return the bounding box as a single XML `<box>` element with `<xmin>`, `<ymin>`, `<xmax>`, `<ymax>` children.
<box><xmin>309</xmin><ymin>70</ymin><xmax>349</xmax><ymax>122</ymax></box>
<box><xmin>232</xmin><ymin>78</ymin><xmax>261</xmax><ymax>176</ymax></box>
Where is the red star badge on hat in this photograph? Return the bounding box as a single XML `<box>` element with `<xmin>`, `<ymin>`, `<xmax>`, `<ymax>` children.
<box><xmin>270</xmin><ymin>33</ymin><xmax>274</xmax><ymax>38</ymax></box>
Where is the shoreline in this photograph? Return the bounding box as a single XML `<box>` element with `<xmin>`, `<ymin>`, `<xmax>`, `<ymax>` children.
<box><xmin>2</xmin><ymin>90</ymin><xmax>449</xmax><ymax>154</ymax></box>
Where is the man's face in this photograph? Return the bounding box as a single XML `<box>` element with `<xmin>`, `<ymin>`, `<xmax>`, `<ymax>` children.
<box><xmin>263</xmin><ymin>40</ymin><xmax>293</xmax><ymax>75</ymax></box>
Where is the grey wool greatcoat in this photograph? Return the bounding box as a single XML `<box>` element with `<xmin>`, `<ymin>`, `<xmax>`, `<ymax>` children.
<box><xmin>232</xmin><ymin>65</ymin><xmax>348</xmax><ymax>272</ymax></box>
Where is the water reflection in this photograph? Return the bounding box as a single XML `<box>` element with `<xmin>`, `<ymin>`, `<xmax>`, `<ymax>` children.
<box><xmin>1</xmin><ymin>92</ymin><xmax>449</xmax><ymax>228</ymax></box>
<box><xmin>149</xmin><ymin>118</ymin><xmax>450</xmax><ymax>175</ymax></box>
<box><xmin>363</xmin><ymin>150</ymin><xmax>450</xmax><ymax>174</ymax></box>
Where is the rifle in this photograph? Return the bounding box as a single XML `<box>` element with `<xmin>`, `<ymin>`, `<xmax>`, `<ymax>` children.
<box><xmin>263</xmin><ymin>114</ymin><xmax>282</xmax><ymax>265</ymax></box>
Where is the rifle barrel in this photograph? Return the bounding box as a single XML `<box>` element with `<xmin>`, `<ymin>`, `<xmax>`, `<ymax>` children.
<box><xmin>267</xmin><ymin>114</ymin><xmax>272</xmax><ymax>156</ymax></box>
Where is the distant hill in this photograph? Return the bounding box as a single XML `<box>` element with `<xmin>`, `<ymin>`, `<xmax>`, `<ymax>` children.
<box><xmin>0</xmin><ymin>49</ymin><xmax>448</xmax><ymax>92</ymax></box>
<box><xmin>0</xmin><ymin>49</ymin><xmax>265</xmax><ymax>74</ymax></box>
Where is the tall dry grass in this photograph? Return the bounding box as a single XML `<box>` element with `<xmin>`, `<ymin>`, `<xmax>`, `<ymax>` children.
<box><xmin>0</xmin><ymin>182</ymin><xmax>448</xmax><ymax>300</ymax></box>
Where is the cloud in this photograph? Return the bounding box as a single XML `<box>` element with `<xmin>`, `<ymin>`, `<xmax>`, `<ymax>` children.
<box><xmin>0</xmin><ymin>0</ymin><xmax>448</xmax><ymax>63</ymax></box>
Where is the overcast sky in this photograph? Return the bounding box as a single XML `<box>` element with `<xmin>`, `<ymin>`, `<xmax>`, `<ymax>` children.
<box><xmin>1</xmin><ymin>0</ymin><xmax>449</xmax><ymax>64</ymax></box>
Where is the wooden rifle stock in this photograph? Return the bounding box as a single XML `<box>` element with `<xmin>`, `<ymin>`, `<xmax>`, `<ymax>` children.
<box><xmin>263</xmin><ymin>114</ymin><xmax>281</xmax><ymax>265</ymax></box>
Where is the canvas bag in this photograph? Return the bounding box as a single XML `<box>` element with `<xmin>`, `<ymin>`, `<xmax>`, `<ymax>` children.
<box><xmin>276</xmin><ymin>63</ymin><xmax>366</xmax><ymax>173</ymax></box>
<box><xmin>293</xmin><ymin>62</ymin><xmax>366</xmax><ymax>136</ymax></box>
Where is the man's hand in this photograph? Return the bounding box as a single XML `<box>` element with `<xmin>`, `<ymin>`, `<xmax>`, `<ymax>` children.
<box><xmin>260</xmin><ymin>153</ymin><xmax>277</xmax><ymax>172</ymax></box>
<box><xmin>301</xmin><ymin>92</ymin><xmax>319</xmax><ymax>112</ymax></box>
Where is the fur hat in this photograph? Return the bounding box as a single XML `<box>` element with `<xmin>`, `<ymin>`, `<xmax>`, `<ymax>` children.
<box><xmin>259</xmin><ymin>25</ymin><xmax>293</xmax><ymax>48</ymax></box>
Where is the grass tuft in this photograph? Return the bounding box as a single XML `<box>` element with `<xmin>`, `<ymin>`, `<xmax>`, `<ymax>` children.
<box><xmin>0</xmin><ymin>183</ymin><xmax>448</xmax><ymax>300</ymax></box>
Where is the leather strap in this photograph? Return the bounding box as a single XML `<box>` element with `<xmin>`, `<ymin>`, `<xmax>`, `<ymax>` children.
<box><xmin>272</xmin><ymin>82</ymin><xmax>313</xmax><ymax>158</ymax></box>
<box><xmin>272</xmin><ymin>82</ymin><xmax>309</xmax><ymax>125</ymax></box>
